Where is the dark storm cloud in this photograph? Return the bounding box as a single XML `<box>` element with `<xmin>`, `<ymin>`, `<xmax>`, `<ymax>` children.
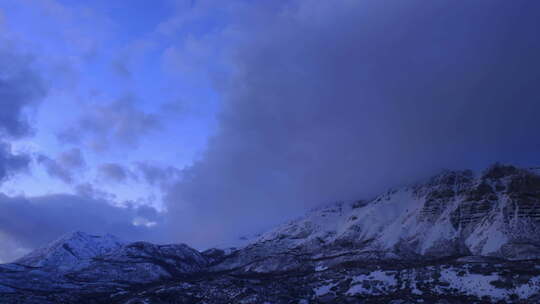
<box><xmin>0</xmin><ymin>142</ymin><xmax>30</xmax><ymax>184</ymax></box>
<box><xmin>0</xmin><ymin>44</ymin><xmax>46</xmax><ymax>139</ymax></box>
<box><xmin>57</xmin><ymin>97</ymin><xmax>160</xmax><ymax>151</ymax></box>
<box><xmin>0</xmin><ymin>43</ymin><xmax>44</xmax><ymax>184</ymax></box>
<box><xmin>165</xmin><ymin>0</ymin><xmax>540</xmax><ymax>247</ymax></box>
<box><xmin>0</xmin><ymin>193</ymin><xmax>166</xmax><ymax>262</ymax></box>
<box><xmin>36</xmin><ymin>148</ymin><xmax>85</xmax><ymax>184</ymax></box>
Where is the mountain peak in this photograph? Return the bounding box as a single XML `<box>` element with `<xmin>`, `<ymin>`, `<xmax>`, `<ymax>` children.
<box><xmin>57</xmin><ymin>230</ymin><xmax>97</xmax><ymax>241</ymax></box>
<box><xmin>15</xmin><ymin>231</ymin><xmax>124</xmax><ymax>269</ymax></box>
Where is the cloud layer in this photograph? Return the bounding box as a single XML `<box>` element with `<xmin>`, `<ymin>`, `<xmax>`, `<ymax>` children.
<box><xmin>165</xmin><ymin>0</ymin><xmax>540</xmax><ymax>247</ymax></box>
<box><xmin>0</xmin><ymin>193</ymin><xmax>165</xmax><ymax>262</ymax></box>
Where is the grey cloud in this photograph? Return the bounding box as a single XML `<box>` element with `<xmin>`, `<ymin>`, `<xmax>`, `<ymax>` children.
<box><xmin>37</xmin><ymin>154</ymin><xmax>72</xmax><ymax>184</ymax></box>
<box><xmin>58</xmin><ymin>148</ymin><xmax>85</xmax><ymax>169</ymax></box>
<box><xmin>0</xmin><ymin>142</ymin><xmax>30</xmax><ymax>184</ymax></box>
<box><xmin>36</xmin><ymin>148</ymin><xmax>85</xmax><ymax>184</ymax></box>
<box><xmin>112</xmin><ymin>39</ymin><xmax>156</xmax><ymax>79</ymax></box>
<box><xmin>0</xmin><ymin>232</ymin><xmax>30</xmax><ymax>263</ymax></box>
<box><xmin>97</xmin><ymin>163</ymin><xmax>133</xmax><ymax>183</ymax></box>
<box><xmin>135</xmin><ymin>204</ymin><xmax>160</xmax><ymax>222</ymax></box>
<box><xmin>74</xmin><ymin>182</ymin><xmax>117</xmax><ymax>201</ymax></box>
<box><xmin>165</xmin><ymin>0</ymin><xmax>540</xmax><ymax>248</ymax></box>
<box><xmin>57</xmin><ymin>97</ymin><xmax>160</xmax><ymax>151</ymax></box>
<box><xmin>0</xmin><ymin>41</ymin><xmax>45</xmax><ymax>186</ymax></box>
<box><xmin>135</xmin><ymin>162</ymin><xmax>180</xmax><ymax>188</ymax></box>
<box><xmin>112</xmin><ymin>59</ymin><xmax>131</xmax><ymax>78</ymax></box>
<box><xmin>0</xmin><ymin>44</ymin><xmax>46</xmax><ymax>138</ymax></box>
<box><xmin>95</xmin><ymin>161</ymin><xmax>180</xmax><ymax>186</ymax></box>
<box><xmin>0</xmin><ymin>193</ymin><xmax>167</xmax><ymax>262</ymax></box>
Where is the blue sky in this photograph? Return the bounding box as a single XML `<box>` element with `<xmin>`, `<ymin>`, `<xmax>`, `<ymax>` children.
<box><xmin>0</xmin><ymin>0</ymin><xmax>220</xmax><ymax>206</ymax></box>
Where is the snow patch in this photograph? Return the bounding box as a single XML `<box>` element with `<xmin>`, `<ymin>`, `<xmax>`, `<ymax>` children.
<box><xmin>313</xmin><ymin>281</ymin><xmax>337</xmax><ymax>296</ymax></box>
<box><xmin>347</xmin><ymin>270</ymin><xmax>398</xmax><ymax>296</ymax></box>
<box><xmin>315</xmin><ymin>265</ymin><xmax>328</xmax><ymax>272</ymax></box>
<box><xmin>436</xmin><ymin>269</ymin><xmax>506</xmax><ymax>300</ymax></box>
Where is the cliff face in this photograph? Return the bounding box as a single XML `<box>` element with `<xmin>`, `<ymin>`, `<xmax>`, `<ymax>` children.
<box><xmin>418</xmin><ymin>165</ymin><xmax>540</xmax><ymax>258</ymax></box>
<box><xmin>214</xmin><ymin>165</ymin><xmax>540</xmax><ymax>274</ymax></box>
<box><xmin>3</xmin><ymin>164</ymin><xmax>540</xmax><ymax>303</ymax></box>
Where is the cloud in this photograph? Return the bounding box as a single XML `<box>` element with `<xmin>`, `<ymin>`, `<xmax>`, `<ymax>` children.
<box><xmin>57</xmin><ymin>97</ymin><xmax>161</xmax><ymax>151</ymax></box>
<box><xmin>0</xmin><ymin>43</ymin><xmax>46</xmax><ymax>139</ymax></box>
<box><xmin>58</xmin><ymin>148</ymin><xmax>85</xmax><ymax>168</ymax></box>
<box><xmin>112</xmin><ymin>38</ymin><xmax>157</xmax><ymax>79</ymax></box>
<box><xmin>20</xmin><ymin>0</ymin><xmax>114</xmax><ymax>61</ymax></box>
<box><xmin>0</xmin><ymin>192</ymin><xmax>167</xmax><ymax>262</ymax></box>
<box><xmin>36</xmin><ymin>155</ymin><xmax>72</xmax><ymax>184</ymax></box>
<box><xmin>97</xmin><ymin>163</ymin><xmax>133</xmax><ymax>183</ymax></box>
<box><xmin>0</xmin><ymin>142</ymin><xmax>30</xmax><ymax>184</ymax></box>
<box><xmin>95</xmin><ymin>161</ymin><xmax>180</xmax><ymax>187</ymax></box>
<box><xmin>164</xmin><ymin>0</ymin><xmax>540</xmax><ymax>248</ymax></box>
<box><xmin>0</xmin><ymin>8</ymin><xmax>5</xmax><ymax>28</ymax></box>
<box><xmin>0</xmin><ymin>231</ymin><xmax>31</xmax><ymax>263</ymax></box>
<box><xmin>135</xmin><ymin>161</ymin><xmax>181</xmax><ymax>188</ymax></box>
<box><xmin>36</xmin><ymin>148</ymin><xmax>85</xmax><ymax>184</ymax></box>
<box><xmin>74</xmin><ymin>182</ymin><xmax>117</xmax><ymax>201</ymax></box>
<box><xmin>0</xmin><ymin>37</ymin><xmax>45</xmax><ymax>186</ymax></box>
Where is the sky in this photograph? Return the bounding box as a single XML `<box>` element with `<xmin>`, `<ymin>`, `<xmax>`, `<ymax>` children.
<box><xmin>0</xmin><ymin>0</ymin><xmax>540</xmax><ymax>262</ymax></box>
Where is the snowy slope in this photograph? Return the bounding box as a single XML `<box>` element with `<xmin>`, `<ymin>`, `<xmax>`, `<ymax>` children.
<box><xmin>215</xmin><ymin>164</ymin><xmax>540</xmax><ymax>273</ymax></box>
<box><xmin>12</xmin><ymin>232</ymin><xmax>211</xmax><ymax>285</ymax></box>
<box><xmin>15</xmin><ymin>231</ymin><xmax>124</xmax><ymax>271</ymax></box>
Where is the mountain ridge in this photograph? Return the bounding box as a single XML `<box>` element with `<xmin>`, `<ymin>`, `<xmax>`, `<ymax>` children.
<box><xmin>15</xmin><ymin>231</ymin><xmax>125</xmax><ymax>271</ymax></box>
<box><xmin>3</xmin><ymin>163</ymin><xmax>540</xmax><ymax>303</ymax></box>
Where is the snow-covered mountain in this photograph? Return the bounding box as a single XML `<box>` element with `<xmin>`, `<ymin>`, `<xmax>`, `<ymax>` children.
<box><xmin>2</xmin><ymin>164</ymin><xmax>540</xmax><ymax>303</ymax></box>
<box><xmin>15</xmin><ymin>231</ymin><xmax>125</xmax><ymax>271</ymax></box>
<box><xmin>214</xmin><ymin>164</ymin><xmax>540</xmax><ymax>273</ymax></box>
